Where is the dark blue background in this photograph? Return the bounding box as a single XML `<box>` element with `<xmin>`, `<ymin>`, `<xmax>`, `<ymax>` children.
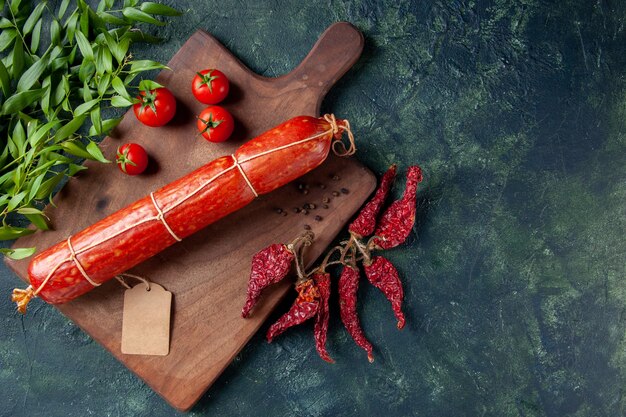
<box><xmin>2</xmin><ymin>1</ymin><xmax>626</xmax><ymax>416</ymax></box>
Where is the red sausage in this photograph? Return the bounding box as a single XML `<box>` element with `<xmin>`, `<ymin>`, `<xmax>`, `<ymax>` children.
<box><xmin>23</xmin><ymin>115</ymin><xmax>352</xmax><ymax>305</ymax></box>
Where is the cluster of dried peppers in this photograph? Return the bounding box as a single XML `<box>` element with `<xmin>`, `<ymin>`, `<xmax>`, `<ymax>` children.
<box><xmin>241</xmin><ymin>165</ymin><xmax>423</xmax><ymax>363</ymax></box>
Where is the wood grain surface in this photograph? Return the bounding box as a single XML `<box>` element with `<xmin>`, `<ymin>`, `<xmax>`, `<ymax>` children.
<box><xmin>5</xmin><ymin>22</ymin><xmax>374</xmax><ymax>411</ymax></box>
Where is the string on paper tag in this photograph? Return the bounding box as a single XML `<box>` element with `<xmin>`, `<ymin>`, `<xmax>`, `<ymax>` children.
<box><xmin>118</xmin><ymin>274</ymin><xmax>172</xmax><ymax>356</ymax></box>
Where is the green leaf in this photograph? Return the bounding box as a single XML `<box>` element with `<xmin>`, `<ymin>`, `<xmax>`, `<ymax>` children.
<box><xmin>138</xmin><ymin>79</ymin><xmax>163</xmax><ymax>91</ymax></box>
<box><xmin>79</xmin><ymin>4</ymin><xmax>89</xmax><ymax>34</ymax></box>
<box><xmin>123</xmin><ymin>30</ymin><xmax>161</xmax><ymax>43</ymax></box>
<box><xmin>122</xmin><ymin>7</ymin><xmax>165</xmax><ymax>26</ymax></box>
<box><xmin>90</xmin><ymin>106</ymin><xmax>102</xmax><ymax>135</ymax></box>
<box><xmin>68</xmin><ymin>163</ymin><xmax>87</xmax><ymax>175</ymax></box>
<box><xmin>97</xmin><ymin>72</ymin><xmax>111</xmax><ymax>97</ymax></box>
<box><xmin>78</xmin><ymin>58</ymin><xmax>95</xmax><ymax>83</ymax></box>
<box><xmin>75</xmin><ymin>30</ymin><xmax>94</xmax><ymax>61</ymax></box>
<box><xmin>139</xmin><ymin>2</ymin><xmax>182</xmax><ymax>16</ymax></box>
<box><xmin>61</xmin><ymin>140</ymin><xmax>93</xmax><ymax>160</ymax></box>
<box><xmin>0</xmin><ymin>18</ymin><xmax>12</xmax><ymax>29</ymax></box>
<box><xmin>110</xmin><ymin>95</ymin><xmax>134</xmax><ymax>107</ymax></box>
<box><xmin>65</xmin><ymin>10</ymin><xmax>79</xmax><ymax>42</ymax></box>
<box><xmin>97</xmin><ymin>11</ymin><xmax>127</xmax><ymax>26</ymax></box>
<box><xmin>0</xmin><ymin>29</ymin><xmax>17</xmax><ymax>52</ymax></box>
<box><xmin>0</xmin><ymin>144</ymin><xmax>9</xmax><ymax>168</ymax></box>
<box><xmin>86</xmin><ymin>140</ymin><xmax>109</xmax><ymax>163</ymax></box>
<box><xmin>105</xmin><ymin>31</ymin><xmax>129</xmax><ymax>64</ymax></box>
<box><xmin>28</xmin><ymin>172</ymin><xmax>46</xmax><ymax>201</ymax></box>
<box><xmin>28</xmin><ymin>119</ymin><xmax>59</xmax><ymax>147</ymax></box>
<box><xmin>0</xmin><ymin>60</ymin><xmax>10</xmax><ymax>96</ymax></box>
<box><xmin>111</xmin><ymin>76</ymin><xmax>130</xmax><ymax>99</ymax></box>
<box><xmin>94</xmin><ymin>45</ymin><xmax>113</xmax><ymax>75</ymax></box>
<box><xmin>55</xmin><ymin>114</ymin><xmax>87</xmax><ymax>141</ymax></box>
<box><xmin>58</xmin><ymin>0</ymin><xmax>71</xmax><ymax>19</ymax></box>
<box><xmin>35</xmin><ymin>171</ymin><xmax>65</xmax><ymax>199</ymax></box>
<box><xmin>23</xmin><ymin>2</ymin><xmax>46</xmax><ymax>34</ymax></box>
<box><xmin>74</xmin><ymin>98</ymin><xmax>99</xmax><ymax>116</ymax></box>
<box><xmin>1</xmin><ymin>89</ymin><xmax>44</xmax><ymax>115</ymax></box>
<box><xmin>30</xmin><ymin>19</ymin><xmax>42</xmax><ymax>53</ymax></box>
<box><xmin>11</xmin><ymin>37</ymin><xmax>24</xmax><ymax>78</ymax></box>
<box><xmin>0</xmin><ymin>247</ymin><xmax>37</xmax><ymax>259</ymax></box>
<box><xmin>10</xmin><ymin>0</ymin><xmax>22</xmax><ymax>15</ymax></box>
<box><xmin>50</xmin><ymin>19</ymin><xmax>61</xmax><ymax>45</ymax></box>
<box><xmin>17</xmin><ymin>207</ymin><xmax>43</xmax><ymax>215</ymax></box>
<box><xmin>12</xmin><ymin>121</ymin><xmax>26</xmax><ymax>153</ymax></box>
<box><xmin>0</xmin><ymin>227</ymin><xmax>35</xmax><ymax>240</ymax></box>
<box><xmin>7</xmin><ymin>191</ymin><xmax>28</xmax><ymax>211</ymax></box>
<box><xmin>25</xmin><ymin>213</ymin><xmax>49</xmax><ymax>230</ymax></box>
<box><xmin>82</xmin><ymin>80</ymin><xmax>93</xmax><ymax>101</ymax></box>
<box><xmin>89</xmin><ymin>116</ymin><xmax>122</xmax><ymax>136</ymax></box>
<box><xmin>129</xmin><ymin>60</ymin><xmax>167</xmax><ymax>74</ymax></box>
<box><xmin>16</xmin><ymin>55</ymin><xmax>49</xmax><ymax>92</ymax></box>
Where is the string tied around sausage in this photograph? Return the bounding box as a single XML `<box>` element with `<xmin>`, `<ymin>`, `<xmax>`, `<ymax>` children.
<box><xmin>324</xmin><ymin>114</ymin><xmax>356</xmax><ymax>157</ymax></box>
<box><xmin>150</xmin><ymin>192</ymin><xmax>182</xmax><ymax>242</ymax></box>
<box><xmin>231</xmin><ymin>154</ymin><xmax>259</xmax><ymax>197</ymax></box>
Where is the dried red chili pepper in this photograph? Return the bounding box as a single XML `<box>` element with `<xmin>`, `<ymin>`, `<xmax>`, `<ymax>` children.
<box><xmin>363</xmin><ymin>256</ymin><xmax>405</xmax><ymax>329</ymax></box>
<box><xmin>242</xmin><ymin>243</ymin><xmax>295</xmax><ymax>318</ymax></box>
<box><xmin>339</xmin><ymin>264</ymin><xmax>374</xmax><ymax>362</ymax></box>
<box><xmin>312</xmin><ymin>271</ymin><xmax>333</xmax><ymax>363</ymax></box>
<box><xmin>349</xmin><ymin>164</ymin><xmax>397</xmax><ymax>238</ymax></box>
<box><xmin>266</xmin><ymin>279</ymin><xmax>320</xmax><ymax>342</ymax></box>
<box><xmin>372</xmin><ymin>165</ymin><xmax>423</xmax><ymax>250</ymax></box>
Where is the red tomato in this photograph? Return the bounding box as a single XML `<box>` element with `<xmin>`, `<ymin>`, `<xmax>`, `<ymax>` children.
<box><xmin>116</xmin><ymin>143</ymin><xmax>149</xmax><ymax>175</ymax></box>
<box><xmin>196</xmin><ymin>106</ymin><xmax>234</xmax><ymax>143</ymax></box>
<box><xmin>133</xmin><ymin>87</ymin><xmax>177</xmax><ymax>127</ymax></box>
<box><xmin>191</xmin><ymin>69</ymin><xmax>230</xmax><ymax>104</ymax></box>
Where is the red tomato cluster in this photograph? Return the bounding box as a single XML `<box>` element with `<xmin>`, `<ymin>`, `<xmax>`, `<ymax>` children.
<box><xmin>118</xmin><ymin>69</ymin><xmax>234</xmax><ymax>175</ymax></box>
<box><xmin>192</xmin><ymin>69</ymin><xmax>234</xmax><ymax>143</ymax></box>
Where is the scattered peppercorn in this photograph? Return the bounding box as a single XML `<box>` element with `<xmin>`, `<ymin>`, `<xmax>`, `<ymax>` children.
<box><xmin>323</xmin><ymin>204</ymin><xmax>329</xmax><ymax>209</ymax></box>
<box><xmin>276</xmin><ymin>208</ymin><xmax>283</xmax><ymax>214</ymax></box>
<box><xmin>332</xmin><ymin>175</ymin><xmax>340</xmax><ymax>181</ymax></box>
<box><xmin>315</xmin><ymin>215</ymin><xmax>322</xmax><ymax>222</ymax></box>
<box><xmin>303</xmin><ymin>189</ymin><xmax>309</xmax><ymax>195</ymax></box>
<box><xmin>322</xmin><ymin>197</ymin><xmax>330</xmax><ymax>203</ymax></box>
<box><xmin>302</xmin><ymin>209</ymin><xmax>309</xmax><ymax>215</ymax></box>
<box><xmin>304</xmin><ymin>224</ymin><xmax>311</xmax><ymax>230</ymax></box>
<box><xmin>332</xmin><ymin>191</ymin><xmax>340</xmax><ymax>197</ymax></box>
<box><xmin>320</xmin><ymin>184</ymin><xmax>327</xmax><ymax>189</ymax></box>
<box><xmin>341</xmin><ymin>188</ymin><xmax>349</xmax><ymax>194</ymax></box>
<box><xmin>281</xmin><ymin>211</ymin><xmax>287</xmax><ymax>217</ymax></box>
<box><xmin>293</xmin><ymin>207</ymin><xmax>301</xmax><ymax>213</ymax></box>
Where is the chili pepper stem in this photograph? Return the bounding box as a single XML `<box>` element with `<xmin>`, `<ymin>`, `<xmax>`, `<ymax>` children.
<box><xmin>350</xmin><ymin>233</ymin><xmax>372</xmax><ymax>266</ymax></box>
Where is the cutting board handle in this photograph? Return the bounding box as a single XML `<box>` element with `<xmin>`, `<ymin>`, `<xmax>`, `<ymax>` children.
<box><xmin>285</xmin><ymin>22</ymin><xmax>364</xmax><ymax>97</ymax></box>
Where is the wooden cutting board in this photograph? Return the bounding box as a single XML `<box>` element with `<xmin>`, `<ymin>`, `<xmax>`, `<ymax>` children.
<box><xmin>5</xmin><ymin>22</ymin><xmax>374</xmax><ymax>411</ymax></box>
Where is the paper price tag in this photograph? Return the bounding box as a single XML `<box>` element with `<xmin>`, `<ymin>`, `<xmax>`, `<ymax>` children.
<box><xmin>121</xmin><ymin>283</ymin><xmax>172</xmax><ymax>356</ymax></box>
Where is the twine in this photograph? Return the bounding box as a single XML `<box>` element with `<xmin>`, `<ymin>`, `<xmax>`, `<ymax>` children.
<box><xmin>115</xmin><ymin>273</ymin><xmax>151</xmax><ymax>291</ymax></box>
<box><xmin>150</xmin><ymin>192</ymin><xmax>182</xmax><ymax>242</ymax></box>
<box><xmin>231</xmin><ymin>154</ymin><xmax>258</xmax><ymax>197</ymax></box>
<box><xmin>67</xmin><ymin>236</ymin><xmax>100</xmax><ymax>287</ymax></box>
<box><xmin>12</xmin><ymin>114</ymin><xmax>355</xmax><ymax>313</ymax></box>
